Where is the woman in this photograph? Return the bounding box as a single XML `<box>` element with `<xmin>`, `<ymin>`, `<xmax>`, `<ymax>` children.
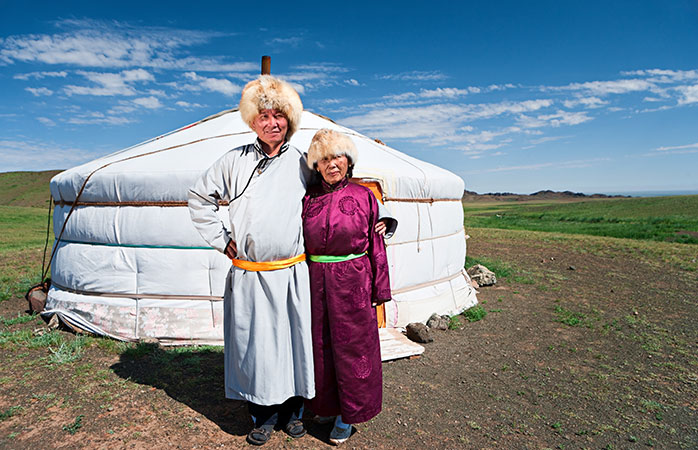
<box><xmin>302</xmin><ymin>129</ymin><xmax>392</xmax><ymax>445</ymax></box>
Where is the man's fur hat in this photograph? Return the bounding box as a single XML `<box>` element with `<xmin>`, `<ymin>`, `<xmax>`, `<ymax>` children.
<box><xmin>307</xmin><ymin>128</ymin><xmax>359</xmax><ymax>169</ymax></box>
<box><xmin>239</xmin><ymin>75</ymin><xmax>303</xmax><ymax>139</ymax></box>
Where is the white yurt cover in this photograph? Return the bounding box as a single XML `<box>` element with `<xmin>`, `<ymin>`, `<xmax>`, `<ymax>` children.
<box><xmin>45</xmin><ymin>109</ymin><xmax>478</xmax><ymax>344</ymax></box>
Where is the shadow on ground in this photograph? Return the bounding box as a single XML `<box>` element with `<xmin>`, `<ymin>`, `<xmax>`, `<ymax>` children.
<box><xmin>110</xmin><ymin>343</ymin><xmax>249</xmax><ymax>437</ymax></box>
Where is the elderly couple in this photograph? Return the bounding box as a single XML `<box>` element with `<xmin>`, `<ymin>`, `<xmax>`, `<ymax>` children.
<box><xmin>188</xmin><ymin>75</ymin><xmax>394</xmax><ymax>446</ymax></box>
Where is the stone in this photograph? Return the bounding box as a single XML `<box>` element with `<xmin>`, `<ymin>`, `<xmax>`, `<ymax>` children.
<box><xmin>405</xmin><ymin>322</ymin><xmax>433</xmax><ymax>343</ymax></box>
<box><xmin>467</xmin><ymin>264</ymin><xmax>497</xmax><ymax>286</ymax></box>
<box><xmin>426</xmin><ymin>313</ymin><xmax>450</xmax><ymax>330</ymax></box>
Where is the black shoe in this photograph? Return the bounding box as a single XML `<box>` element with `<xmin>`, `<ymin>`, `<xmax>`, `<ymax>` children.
<box><xmin>284</xmin><ymin>419</ymin><xmax>307</xmax><ymax>438</ymax></box>
<box><xmin>247</xmin><ymin>425</ymin><xmax>273</xmax><ymax>446</ymax></box>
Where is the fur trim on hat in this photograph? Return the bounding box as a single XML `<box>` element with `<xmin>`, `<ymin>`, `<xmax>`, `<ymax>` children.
<box><xmin>239</xmin><ymin>75</ymin><xmax>303</xmax><ymax>139</ymax></box>
<box><xmin>307</xmin><ymin>129</ymin><xmax>359</xmax><ymax>169</ymax></box>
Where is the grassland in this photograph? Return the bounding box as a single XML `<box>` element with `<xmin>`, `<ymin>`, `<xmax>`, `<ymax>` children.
<box><xmin>463</xmin><ymin>195</ymin><xmax>698</xmax><ymax>244</ymax></box>
<box><xmin>0</xmin><ymin>176</ymin><xmax>696</xmax><ymax>448</ymax></box>
<box><xmin>0</xmin><ymin>170</ymin><xmax>61</xmax><ymax>208</ymax></box>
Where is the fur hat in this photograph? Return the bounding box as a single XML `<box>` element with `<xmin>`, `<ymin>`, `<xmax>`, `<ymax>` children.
<box><xmin>239</xmin><ymin>75</ymin><xmax>303</xmax><ymax>139</ymax></box>
<box><xmin>307</xmin><ymin>129</ymin><xmax>359</xmax><ymax>169</ymax></box>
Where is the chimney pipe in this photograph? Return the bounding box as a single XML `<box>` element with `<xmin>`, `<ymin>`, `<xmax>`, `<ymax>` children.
<box><xmin>261</xmin><ymin>56</ymin><xmax>271</xmax><ymax>75</ymax></box>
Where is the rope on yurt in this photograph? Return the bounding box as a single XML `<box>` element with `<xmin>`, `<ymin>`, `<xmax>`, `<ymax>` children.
<box><xmin>385</xmin><ymin>227</ymin><xmax>465</xmax><ymax>247</ymax></box>
<box><xmin>42</xmin><ymin>126</ymin><xmax>251</xmax><ymax>282</ymax></box>
<box><xmin>390</xmin><ymin>270</ymin><xmax>464</xmax><ymax>295</ymax></box>
<box><xmin>50</xmin><ymin>281</ymin><xmax>223</xmax><ymax>301</ymax></box>
<box><xmin>40</xmin><ymin>192</ymin><xmax>53</xmax><ymax>282</ymax></box>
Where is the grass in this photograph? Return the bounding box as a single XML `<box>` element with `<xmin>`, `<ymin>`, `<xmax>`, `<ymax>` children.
<box><xmin>465</xmin><ymin>255</ymin><xmax>514</xmax><ymax>278</ymax></box>
<box><xmin>62</xmin><ymin>414</ymin><xmax>85</xmax><ymax>434</ymax></box>
<box><xmin>0</xmin><ymin>170</ymin><xmax>61</xmax><ymax>208</ymax></box>
<box><xmin>1</xmin><ymin>313</ymin><xmax>40</xmax><ymax>326</ymax></box>
<box><xmin>463</xmin><ymin>195</ymin><xmax>698</xmax><ymax>244</ymax></box>
<box><xmin>0</xmin><ymin>406</ymin><xmax>23</xmax><ymax>422</ymax></box>
<box><xmin>554</xmin><ymin>305</ymin><xmax>591</xmax><ymax>327</ymax></box>
<box><xmin>463</xmin><ymin>305</ymin><xmax>487</xmax><ymax>322</ymax></box>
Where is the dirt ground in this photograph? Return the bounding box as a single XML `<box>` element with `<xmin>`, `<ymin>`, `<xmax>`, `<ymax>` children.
<box><xmin>1</xmin><ymin>228</ymin><xmax>696</xmax><ymax>449</ymax></box>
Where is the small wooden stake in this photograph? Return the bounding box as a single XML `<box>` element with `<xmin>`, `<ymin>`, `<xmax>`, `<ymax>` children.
<box><xmin>261</xmin><ymin>56</ymin><xmax>271</xmax><ymax>75</ymax></box>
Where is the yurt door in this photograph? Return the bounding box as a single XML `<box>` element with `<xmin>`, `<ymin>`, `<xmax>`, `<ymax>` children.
<box><xmin>351</xmin><ymin>178</ymin><xmax>387</xmax><ymax>328</ymax></box>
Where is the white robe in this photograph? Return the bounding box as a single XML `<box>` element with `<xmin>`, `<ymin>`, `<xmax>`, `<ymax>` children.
<box><xmin>188</xmin><ymin>141</ymin><xmax>315</xmax><ymax>405</ymax></box>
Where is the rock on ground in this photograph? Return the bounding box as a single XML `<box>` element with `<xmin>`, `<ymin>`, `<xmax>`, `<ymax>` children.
<box><xmin>406</xmin><ymin>322</ymin><xmax>433</xmax><ymax>343</ymax></box>
<box><xmin>467</xmin><ymin>264</ymin><xmax>497</xmax><ymax>286</ymax></box>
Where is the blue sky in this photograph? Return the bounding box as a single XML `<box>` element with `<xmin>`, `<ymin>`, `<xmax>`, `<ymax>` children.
<box><xmin>1</xmin><ymin>1</ymin><xmax>697</xmax><ymax>194</ymax></box>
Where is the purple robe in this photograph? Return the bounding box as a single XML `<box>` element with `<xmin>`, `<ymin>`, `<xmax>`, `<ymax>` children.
<box><xmin>302</xmin><ymin>178</ymin><xmax>391</xmax><ymax>424</ymax></box>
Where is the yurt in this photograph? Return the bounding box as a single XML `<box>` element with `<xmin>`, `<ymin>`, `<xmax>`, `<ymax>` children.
<box><xmin>44</xmin><ymin>109</ymin><xmax>478</xmax><ymax>344</ymax></box>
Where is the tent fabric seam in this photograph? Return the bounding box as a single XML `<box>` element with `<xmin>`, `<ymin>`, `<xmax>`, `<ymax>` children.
<box><xmin>57</xmin><ymin>239</ymin><xmax>216</xmax><ymax>250</ymax></box>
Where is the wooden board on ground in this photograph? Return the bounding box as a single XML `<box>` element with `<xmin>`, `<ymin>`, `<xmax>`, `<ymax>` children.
<box><xmin>379</xmin><ymin>328</ymin><xmax>424</xmax><ymax>361</ymax></box>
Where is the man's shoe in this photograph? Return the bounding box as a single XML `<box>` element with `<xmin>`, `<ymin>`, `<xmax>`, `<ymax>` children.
<box><xmin>284</xmin><ymin>419</ymin><xmax>306</xmax><ymax>438</ymax></box>
<box><xmin>329</xmin><ymin>424</ymin><xmax>352</xmax><ymax>445</ymax></box>
<box><xmin>246</xmin><ymin>425</ymin><xmax>273</xmax><ymax>446</ymax></box>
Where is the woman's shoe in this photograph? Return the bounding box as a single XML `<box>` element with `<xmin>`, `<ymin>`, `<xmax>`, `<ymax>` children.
<box><xmin>329</xmin><ymin>424</ymin><xmax>352</xmax><ymax>445</ymax></box>
<box><xmin>246</xmin><ymin>425</ymin><xmax>273</xmax><ymax>446</ymax></box>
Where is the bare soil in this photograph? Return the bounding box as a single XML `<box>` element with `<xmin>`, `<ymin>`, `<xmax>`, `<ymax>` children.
<box><xmin>1</xmin><ymin>228</ymin><xmax>696</xmax><ymax>449</ymax></box>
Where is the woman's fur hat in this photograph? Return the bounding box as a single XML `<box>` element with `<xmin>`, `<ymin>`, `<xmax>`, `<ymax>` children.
<box><xmin>239</xmin><ymin>75</ymin><xmax>303</xmax><ymax>139</ymax></box>
<box><xmin>307</xmin><ymin>128</ymin><xmax>359</xmax><ymax>169</ymax></box>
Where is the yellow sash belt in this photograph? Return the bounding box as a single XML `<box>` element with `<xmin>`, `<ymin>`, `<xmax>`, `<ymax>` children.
<box><xmin>232</xmin><ymin>253</ymin><xmax>306</xmax><ymax>272</ymax></box>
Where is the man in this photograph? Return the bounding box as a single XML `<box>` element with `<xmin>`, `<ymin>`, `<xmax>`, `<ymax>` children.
<box><xmin>188</xmin><ymin>75</ymin><xmax>396</xmax><ymax>446</ymax></box>
<box><xmin>188</xmin><ymin>75</ymin><xmax>313</xmax><ymax>445</ymax></box>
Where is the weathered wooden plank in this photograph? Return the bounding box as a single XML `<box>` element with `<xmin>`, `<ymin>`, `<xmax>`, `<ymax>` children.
<box><xmin>379</xmin><ymin>328</ymin><xmax>425</xmax><ymax>362</ymax></box>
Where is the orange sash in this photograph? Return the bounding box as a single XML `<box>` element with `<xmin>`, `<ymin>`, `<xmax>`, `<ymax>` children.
<box><xmin>231</xmin><ymin>253</ymin><xmax>306</xmax><ymax>272</ymax></box>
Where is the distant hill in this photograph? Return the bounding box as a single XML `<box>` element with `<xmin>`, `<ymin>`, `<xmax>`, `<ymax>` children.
<box><xmin>0</xmin><ymin>170</ymin><xmax>63</xmax><ymax>208</ymax></box>
<box><xmin>462</xmin><ymin>189</ymin><xmax>629</xmax><ymax>202</ymax></box>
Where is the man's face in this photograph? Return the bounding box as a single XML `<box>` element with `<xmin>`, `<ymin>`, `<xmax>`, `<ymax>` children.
<box><xmin>251</xmin><ymin>109</ymin><xmax>288</xmax><ymax>149</ymax></box>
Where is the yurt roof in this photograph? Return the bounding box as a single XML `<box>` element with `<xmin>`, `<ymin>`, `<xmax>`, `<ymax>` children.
<box><xmin>50</xmin><ymin>109</ymin><xmax>464</xmax><ymax>204</ymax></box>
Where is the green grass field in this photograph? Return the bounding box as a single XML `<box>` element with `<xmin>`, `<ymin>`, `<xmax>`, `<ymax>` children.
<box><xmin>0</xmin><ymin>170</ymin><xmax>61</xmax><ymax>208</ymax></box>
<box><xmin>463</xmin><ymin>195</ymin><xmax>698</xmax><ymax>244</ymax></box>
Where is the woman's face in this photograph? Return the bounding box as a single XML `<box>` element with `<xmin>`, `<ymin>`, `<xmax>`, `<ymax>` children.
<box><xmin>317</xmin><ymin>154</ymin><xmax>349</xmax><ymax>185</ymax></box>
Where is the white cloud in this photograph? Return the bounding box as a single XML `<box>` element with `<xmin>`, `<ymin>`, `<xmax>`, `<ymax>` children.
<box><xmin>26</xmin><ymin>87</ymin><xmax>53</xmax><ymax>96</ymax></box>
<box><xmin>108</xmin><ymin>104</ymin><xmax>137</xmax><ymax>114</ymax></box>
<box><xmin>67</xmin><ymin>111</ymin><xmax>133</xmax><ymax>125</ymax></box>
<box><xmin>378</xmin><ymin>71</ymin><xmax>448</xmax><ymax>82</ymax></box>
<box><xmin>487</xmin><ymin>83</ymin><xmax>516</xmax><ymax>91</ymax></box>
<box><xmin>0</xmin><ymin>19</ymin><xmax>254</xmax><ymax>72</ymax></box>
<box><xmin>656</xmin><ymin>142</ymin><xmax>698</xmax><ymax>154</ymax></box>
<box><xmin>468</xmin><ymin>158</ymin><xmax>610</xmax><ymax>174</ymax></box>
<box><xmin>517</xmin><ymin>110</ymin><xmax>591</xmax><ymax>128</ymax></box>
<box><xmin>270</xmin><ymin>37</ymin><xmax>303</xmax><ymax>47</ymax></box>
<box><xmin>622</xmin><ymin>69</ymin><xmax>698</xmax><ymax>83</ymax></box>
<box><xmin>122</xmin><ymin>68</ymin><xmax>154</xmax><ymax>82</ymax></box>
<box><xmin>341</xmin><ymin>99</ymin><xmax>556</xmax><ymax>148</ymax></box>
<box><xmin>132</xmin><ymin>96</ymin><xmax>163</xmax><ymax>109</ymax></box>
<box><xmin>64</xmin><ymin>69</ymin><xmax>154</xmax><ymax>96</ymax></box>
<box><xmin>563</xmin><ymin>96</ymin><xmax>608</xmax><ymax>108</ymax></box>
<box><xmin>0</xmin><ymin>138</ymin><xmax>94</xmax><ymax>171</ymax></box>
<box><xmin>554</xmin><ymin>79</ymin><xmax>655</xmax><ymax>95</ymax></box>
<box><xmin>676</xmin><ymin>84</ymin><xmax>698</xmax><ymax>105</ymax></box>
<box><xmin>344</xmin><ymin>79</ymin><xmax>360</xmax><ymax>86</ymax></box>
<box><xmin>176</xmin><ymin>101</ymin><xmax>204</xmax><ymax>109</ymax></box>
<box><xmin>183</xmin><ymin>71</ymin><xmax>241</xmax><ymax>96</ymax></box>
<box><xmin>14</xmin><ymin>71</ymin><xmax>68</xmax><ymax>80</ymax></box>
<box><xmin>37</xmin><ymin>117</ymin><xmax>56</xmax><ymax>126</ymax></box>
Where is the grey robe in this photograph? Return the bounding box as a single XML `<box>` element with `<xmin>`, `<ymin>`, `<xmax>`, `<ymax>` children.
<box><xmin>188</xmin><ymin>141</ymin><xmax>315</xmax><ymax>405</ymax></box>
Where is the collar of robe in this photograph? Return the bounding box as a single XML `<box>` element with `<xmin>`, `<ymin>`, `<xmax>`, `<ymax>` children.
<box><xmin>321</xmin><ymin>176</ymin><xmax>349</xmax><ymax>193</ymax></box>
<box><xmin>253</xmin><ymin>138</ymin><xmax>289</xmax><ymax>159</ymax></box>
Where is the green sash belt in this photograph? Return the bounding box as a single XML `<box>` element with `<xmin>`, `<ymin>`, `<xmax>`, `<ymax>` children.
<box><xmin>308</xmin><ymin>252</ymin><xmax>366</xmax><ymax>263</ymax></box>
